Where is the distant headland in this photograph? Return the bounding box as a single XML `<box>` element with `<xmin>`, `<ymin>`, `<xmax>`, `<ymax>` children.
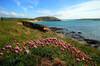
<box><xmin>32</xmin><ymin>16</ymin><xmax>61</xmax><ymax>22</ymax></box>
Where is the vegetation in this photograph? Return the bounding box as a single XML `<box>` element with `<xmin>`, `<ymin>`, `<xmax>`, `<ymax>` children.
<box><xmin>0</xmin><ymin>19</ymin><xmax>100</xmax><ymax>66</ymax></box>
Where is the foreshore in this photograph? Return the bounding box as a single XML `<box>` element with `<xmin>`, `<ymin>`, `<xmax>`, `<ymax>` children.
<box><xmin>49</xmin><ymin>27</ymin><xmax>100</xmax><ymax>49</ymax></box>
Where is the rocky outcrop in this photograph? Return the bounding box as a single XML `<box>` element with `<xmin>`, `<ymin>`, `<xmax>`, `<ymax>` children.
<box><xmin>22</xmin><ymin>21</ymin><xmax>50</xmax><ymax>32</ymax></box>
<box><xmin>49</xmin><ymin>27</ymin><xmax>64</xmax><ymax>31</ymax></box>
<box><xmin>49</xmin><ymin>27</ymin><xmax>100</xmax><ymax>49</ymax></box>
<box><xmin>84</xmin><ymin>39</ymin><xmax>100</xmax><ymax>48</ymax></box>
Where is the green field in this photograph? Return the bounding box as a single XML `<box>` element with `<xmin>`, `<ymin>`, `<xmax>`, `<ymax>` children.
<box><xmin>0</xmin><ymin>19</ymin><xmax>100</xmax><ymax>66</ymax></box>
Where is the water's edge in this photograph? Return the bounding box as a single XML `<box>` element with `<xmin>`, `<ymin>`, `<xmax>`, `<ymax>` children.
<box><xmin>49</xmin><ymin>27</ymin><xmax>100</xmax><ymax>49</ymax></box>
<box><xmin>35</xmin><ymin>20</ymin><xmax>100</xmax><ymax>49</ymax></box>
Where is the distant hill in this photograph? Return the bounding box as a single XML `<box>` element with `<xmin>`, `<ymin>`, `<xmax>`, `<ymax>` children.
<box><xmin>33</xmin><ymin>16</ymin><xmax>61</xmax><ymax>21</ymax></box>
<box><xmin>78</xmin><ymin>18</ymin><xmax>100</xmax><ymax>21</ymax></box>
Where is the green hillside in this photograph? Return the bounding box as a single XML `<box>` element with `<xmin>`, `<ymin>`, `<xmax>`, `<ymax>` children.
<box><xmin>33</xmin><ymin>16</ymin><xmax>61</xmax><ymax>21</ymax></box>
<box><xmin>0</xmin><ymin>19</ymin><xmax>100</xmax><ymax>66</ymax></box>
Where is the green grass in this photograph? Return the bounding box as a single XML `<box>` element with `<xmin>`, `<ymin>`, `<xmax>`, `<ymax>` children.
<box><xmin>0</xmin><ymin>19</ymin><xmax>100</xmax><ymax>66</ymax></box>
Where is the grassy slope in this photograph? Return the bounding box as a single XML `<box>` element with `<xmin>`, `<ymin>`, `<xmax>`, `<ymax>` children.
<box><xmin>0</xmin><ymin>19</ymin><xmax>100</xmax><ymax>66</ymax></box>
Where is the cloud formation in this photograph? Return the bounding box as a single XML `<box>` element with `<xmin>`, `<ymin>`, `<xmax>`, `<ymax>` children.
<box><xmin>0</xmin><ymin>10</ymin><xmax>26</xmax><ymax>18</ymax></box>
<box><xmin>0</xmin><ymin>0</ymin><xmax>100</xmax><ymax>19</ymax></box>
<box><xmin>55</xmin><ymin>0</ymin><xmax>100</xmax><ymax>19</ymax></box>
<box><xmin>13</xmin><ymin>0</ymin><xmax>39</xmax><ymax>14</ymax></box>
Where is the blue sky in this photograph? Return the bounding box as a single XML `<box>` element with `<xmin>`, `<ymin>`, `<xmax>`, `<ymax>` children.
<box><xmin>0</xmin><ymin>0</ymin><xmax>100</xmax><ymax>19</ymax></box>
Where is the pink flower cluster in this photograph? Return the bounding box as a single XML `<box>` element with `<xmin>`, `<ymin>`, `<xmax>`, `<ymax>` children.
<box><xmin>0</xmin><ymin>38</ymin><xmax>95</xmax><ymax>65</ymax></box>
<box><xmin>27</xmin><ymin>38</ymin><xmax>93</xmax><ymax>63</ymax></box>
<box><xmin>0</xmin><ymin>43</ymin><xmax>22</xmax><ymax>54</ymax></box>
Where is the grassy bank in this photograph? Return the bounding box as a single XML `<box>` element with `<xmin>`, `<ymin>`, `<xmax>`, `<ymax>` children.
<box><xmin>0</xmin><ymin>19</ymin><xmax>100</xmax><ymax>66</ymax></box>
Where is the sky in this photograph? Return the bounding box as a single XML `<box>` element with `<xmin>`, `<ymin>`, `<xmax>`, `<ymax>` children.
<box><xmin>0</xmin><ymin>0</ymin><xmax>100</xmax><ymax>19</ymax></box>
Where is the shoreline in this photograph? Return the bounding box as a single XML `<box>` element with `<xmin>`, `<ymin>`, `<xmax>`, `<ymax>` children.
<box><xmin>22</xmin><ymin>21</ymin><xmax>100</xmax><ymax>49</ymax></box>
<box><xmin>49</xmin><ymin>27</ymin><xmax>100</xmax><ymax>49</ymax></box>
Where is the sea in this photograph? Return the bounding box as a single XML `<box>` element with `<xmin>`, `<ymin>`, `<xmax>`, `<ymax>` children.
<box><xmin>36</xmin><ymin>19</ymin><xmax>100</xmax><ymax>41</ymax></box>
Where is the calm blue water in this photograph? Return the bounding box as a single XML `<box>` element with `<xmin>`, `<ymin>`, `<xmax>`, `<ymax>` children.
<box><xmin>36</xmin><ymin>19</ymin><xmax>100</xmax><ymax>40</ymax></box>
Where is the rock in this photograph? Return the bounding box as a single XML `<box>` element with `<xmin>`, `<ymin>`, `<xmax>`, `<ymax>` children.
<box><xmin>70</xmin><ymin>31</ymin><xmax>75</xmax><ymax>33</ymax></box>
<box><xmin>78</xmin><ymin>32</ymin><xmax>82</xmax><ymax>34</ymax></box>
<box><xmin>22</xmin><ymin>21</ymin><xmax>50</xmax><ymax>32</ymax></box>
<box><xmin>49</xmin><ymin>27</ymin><xmax>64</xmax><ymax>31</ymax></box>
<box><xmin>84</xmin><ymin>39</ymin><xmax>100</xmax><ymax>48</ymax></box>
<box><xmin>84</xmin><ymin>39</ymin><xmax>100</xmax><ymax>44</ymax></box>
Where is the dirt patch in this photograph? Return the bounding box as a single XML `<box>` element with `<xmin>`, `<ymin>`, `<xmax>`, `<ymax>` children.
<box><xmin>40</xmin><ymin>58</ymin><xmax>52</xmax><ymax>66</ymax></box>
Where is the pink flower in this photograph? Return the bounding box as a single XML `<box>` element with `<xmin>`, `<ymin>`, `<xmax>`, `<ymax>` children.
<box><xmin>76</xmin><ymin>58</ymin><xmax>81</xmax><ymax>61</ymax></box>
<box><xmin>43</xmin><ymin>40</ymin><xmax>48</xmax><ymax>44</ymax></box>
<box><xmin>33</xmin><ymin>45</ymin><xmax>37</xmax><ymax>48</ymax></box>
<box><xmin>15</xmin><ymin>46</ymin><xmax>20</xmax><ymax>50</ymax></box>
<box><xmin>36</xmin><ymin>40</ymin><xmax>41</xmax><ymax>44</ymax></box>
<box><xmin>60</xmin><ymin>48</ymin><xmax>64</xmax><ymax>51</ymax></box>
<box><xmin>14</xmin><ymin>50</ymin><xmax>19</xmax><ymax>54</ymax></box>
<box><xmin>29</xmin><ymin>43</ymin><xmax>34</xmax><ymax>48</ymax></box>
<box><xmin>5</xmin><ymin>45</ymin><xmax>12</xmax><ymax>49</ymax></box>
<box><xmin>62</xmin><ymin>45</ymin><xmax>66</xmax><ymax>49</ymax></box>
<box><xmin>28</xmin><ymin>41</ymin><xmax>32</xmax><ymax>44</ymax></box>
<box><xmin>41</xmin><ymin>44</ymin><xmax>45</xmax><ymax>47</ymax></box>
<box><xmin>54</xmin><ymin>42</ymin><xmax>58</xmax><ymax>45</ymax></box>
<box><xmin>14</xmin><ymin>45</ymin><xmax>22</xmax><ymax>52</ymax></box>
<box><xmin>82</xmin><ymin>57</ymin><xmax>85</xmax><ymax>61</ymax></box>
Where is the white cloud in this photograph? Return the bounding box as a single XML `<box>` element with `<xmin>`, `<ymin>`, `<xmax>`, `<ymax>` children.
<box><xmin>14</xmin><ymin>0</ymin><xmax>21</xmax><ymax>6</ymax></box>
<box><xmin>32</xmin><ymin>0</ymin><xmax>100</xmax><ymax>19</ymax></box>
<box><xmin>55</xmin><ymin>0</ymin><xmax>100</xmax><ymax>19</ymax></box>
<box><xmin>0</xmin><ymin>10</ymin><xmax>9</xmax><ymax>17</ymax></box>
<box><xmin>10</xmin><ymin>11</ymin><xmax>26</xmax><ymax>17</ymax></box>
<box><xmin>26</xmin><ymin>0</ymin><xmax>39</xmax><ymax>9</ymax></box>
<box><xmin>1</xmin><ymin>0</ymin><xmax>100</xmax><ymax>19</ymax></box>
<box><xmin>10</xmin><ymin>12</ymin><xmax>17</xmax><ymax>16</ymax></box>
<box><xmin>0</xmin><ymin>10</ymin><xmax>27</xmax><ymax>18</ymax></box>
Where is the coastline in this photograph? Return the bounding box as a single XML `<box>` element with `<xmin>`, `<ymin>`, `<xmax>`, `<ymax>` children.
<box><xmin>21</xmin><ymin>21</ymin><xmax>100</xmax><ymax>50</ymax></box>
<box><xmin>49</xmin><ymin>27</ymin><xmax>100</xmax><ymax>49</ymax></box>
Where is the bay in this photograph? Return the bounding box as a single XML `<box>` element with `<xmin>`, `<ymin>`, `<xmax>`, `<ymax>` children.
<box><xmin>36</xmin><ymin>19</ymin><xmax>100</xmax><ymax>41</ymax></box>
